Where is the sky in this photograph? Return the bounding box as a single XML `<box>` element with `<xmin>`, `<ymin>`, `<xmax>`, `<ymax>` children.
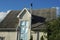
<box><xmin>0</xmin><ymin>0</ymin><xmax>60</xmax><ymax>12</ymax></box>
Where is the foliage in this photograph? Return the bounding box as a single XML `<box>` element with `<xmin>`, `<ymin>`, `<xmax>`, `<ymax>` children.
<box><xmin>41</xmin><ymin>36</ymin><xmax>44</xmax><ymax>40</ymax></box>
<box><xmin>46</xmin><ymin>17</ymin><xmax>60</xmax><ymax>40</ymax></box>
<box><xmin>30</xmin><ymin>36</ymin><xmax>33</xmax><ymax>40</ymax></box>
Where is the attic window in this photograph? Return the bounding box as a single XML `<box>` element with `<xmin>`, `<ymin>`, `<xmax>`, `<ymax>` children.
<box><xmin>20</xmin><ymin>10</ymin><xmax>26</xmax><ymax>19</ymax></box>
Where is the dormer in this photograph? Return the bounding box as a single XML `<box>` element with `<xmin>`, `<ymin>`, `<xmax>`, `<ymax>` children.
<box><xmin>17</xmin><ymin>8</ymin><xmax>31</xmax><ymax>40</ymax></box>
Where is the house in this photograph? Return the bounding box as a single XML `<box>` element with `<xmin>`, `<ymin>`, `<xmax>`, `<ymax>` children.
<box><xmin>0</xmin><ymin>8</ymin><xmax>31</xmax><ymax>40</ymax></box>
<box><xmin>0</xmin><ymin>7</ymin><xmax>58</xmax><ymax>40</ymax></box>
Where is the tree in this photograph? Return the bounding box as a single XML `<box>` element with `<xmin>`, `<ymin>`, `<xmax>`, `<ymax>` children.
<box><xmin>41</xmin><ymin>36</ymin><xmax>44</xmax><ymax>40</ymax></box>
<box><xmin>45</xmin><ymin>17</ymin><xmax>60</xmax><ymax>40</ymax></box>
<box><xmin>30</xmin><ymin>35</ymin><xmax>33</xmax><ymax>40</ymax></box>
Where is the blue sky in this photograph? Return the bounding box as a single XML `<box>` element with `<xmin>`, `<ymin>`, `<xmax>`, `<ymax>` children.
<box><xmin>0</xmin><ymin>0</ymin><xmax>60</xmax><ymax>12</ymax></box>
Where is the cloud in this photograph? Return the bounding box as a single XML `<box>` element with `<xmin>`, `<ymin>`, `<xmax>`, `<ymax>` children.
<box><xmin>0</xmin><ymin>10</ymin><xmax>11</xmax><ymax>22</ymax></box>
<box><xmin>0</xmin><ymin>12</ymin><xmax>7</xmax><ymax>22</ymax></box>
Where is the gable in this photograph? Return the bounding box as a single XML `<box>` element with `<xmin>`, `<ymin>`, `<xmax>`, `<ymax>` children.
<box><xmin>20</xmin><ymin>10</ymin><xmax>26</xmax><ymax>19</ymax></box>
<box><xmin>17</xmin><ymin>8</ymin><xmax>31</xmax><ymax>19</ymax></box>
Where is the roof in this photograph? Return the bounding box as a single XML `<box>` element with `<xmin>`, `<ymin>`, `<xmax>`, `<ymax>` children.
<box><xmin>31</xmin><ymin>15</ymin><xmax>46</xmax><ymax>31</ymax></box>
<box><xmin>0</xmin><ymin>8</ymin><xmax>56</xmax><ymax>31</ymax></box>
<box><xmin>31</xmin><ymin>8</ymin><xmax>56</xmax><ymax>31</ymax></box>
<box><xmin>0</xmin><ymin>10</ymin><xmax>21</xmax><ymax>31</ymax></box>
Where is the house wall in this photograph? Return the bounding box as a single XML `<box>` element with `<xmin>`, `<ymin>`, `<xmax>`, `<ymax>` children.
<box><xmin>0</xmin><ymin>32</ymin><xmax>17</xmax><ymax>40</ymax></box>
<box><xmin>31</xmin><ymin>31</ymin><xmax>47</xmax><ymax>40</ymax></box>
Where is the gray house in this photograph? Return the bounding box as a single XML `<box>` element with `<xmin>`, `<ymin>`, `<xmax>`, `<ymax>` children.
<box><xmin>0</xmin><ymin>8</ymin><xmax>57</xmax><ymax>40</ymax></box>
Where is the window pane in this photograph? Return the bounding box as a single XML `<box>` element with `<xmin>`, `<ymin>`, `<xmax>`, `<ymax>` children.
<box><xmin>26</xmin><ymin>22</ymin><xmax>28</xmax><ymax>27</ymax></box>
<box><xmin>20</xmin><ymin>21</ymin><xmax>26</xmax><ymax>26</ymax></box>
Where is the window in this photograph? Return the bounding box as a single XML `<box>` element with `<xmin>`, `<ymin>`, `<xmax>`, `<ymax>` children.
<box><xmin>20</xmin><ymin>21</ymin><xmax>29</xmax><ymax>40</ymax></box>
<box><xmin>20</xmin><ymin>21</ymin><xmax>26</xmax><ymax>34</ymax></box>
<box><xmin>20</xmin><ymin>39</ymin><xmax>23</xmax><ymax>40</ymax></box>
<box><xmin>0</xmin><ymin>37</ymin><xmax>4</xmax><ymax>40</ymax></box>
<box><xmin>20</xmin><ymin>21</ymin><xmax>28</xmax><ymax>34</ymax></box>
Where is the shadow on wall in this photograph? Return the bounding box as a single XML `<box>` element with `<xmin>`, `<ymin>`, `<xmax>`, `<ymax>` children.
<box><xmin>32</xmin><ymin>15</ymin><xmax>46</xmax><ymax>24</ymax></box>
